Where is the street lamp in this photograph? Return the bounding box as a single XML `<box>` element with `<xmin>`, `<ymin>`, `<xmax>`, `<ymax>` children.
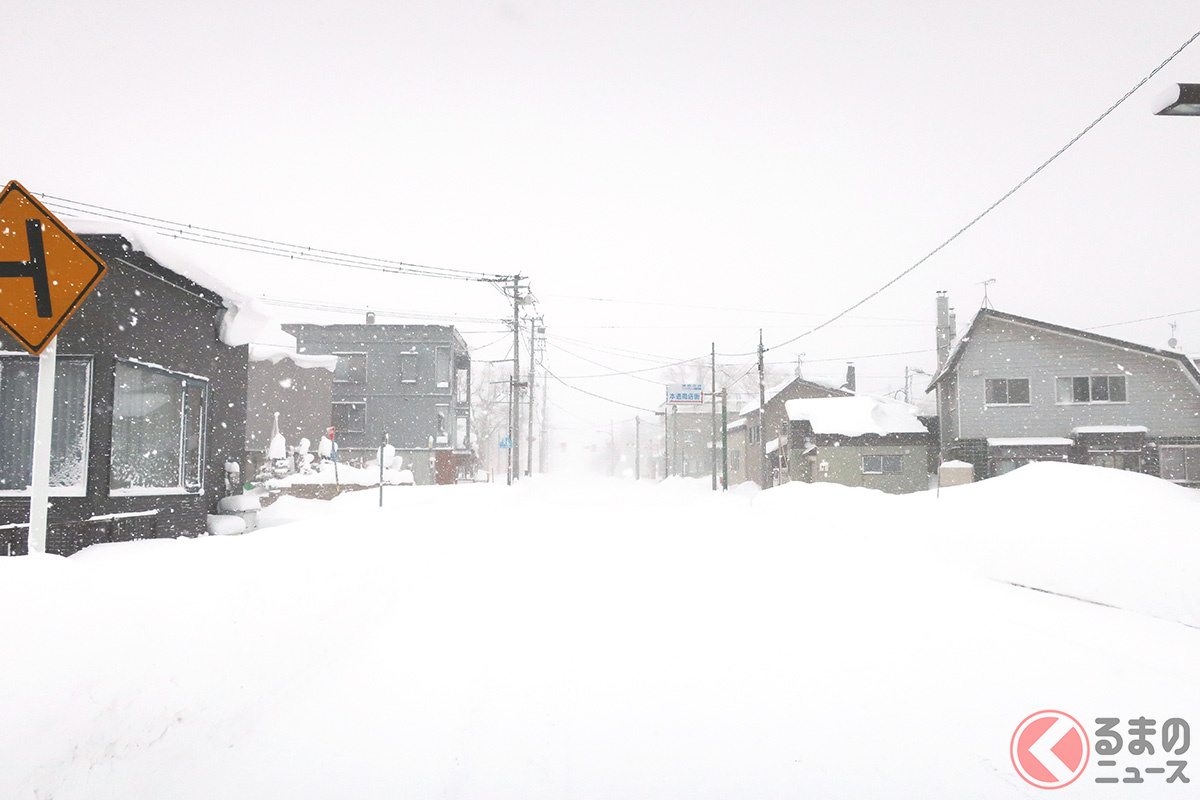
<box><xmin>1156</xmin><ymin>83</ymin><xmax>1200</xmax><ymax>116</ymax></box>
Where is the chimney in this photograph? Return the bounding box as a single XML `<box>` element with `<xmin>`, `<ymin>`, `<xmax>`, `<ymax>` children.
<box><xmin>844</xmin><ymin>363</ymin><xmax>856</xmax><ymax>393</ymax></box>
<box><xmin>936</xmin><ymin>292</ymin><xmax>952</xmax><ymax>368</ymax></box>
<box><xmin>365</xmin><ymin>311</ymin><xmax>376</xmax><ymax>324</ymax></box>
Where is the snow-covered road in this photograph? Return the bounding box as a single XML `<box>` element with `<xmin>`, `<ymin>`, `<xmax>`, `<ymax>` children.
<box><xmin>2</xmin><ymin>463</ymin><xmax>1198</xmax><ymax>798</ymax></box>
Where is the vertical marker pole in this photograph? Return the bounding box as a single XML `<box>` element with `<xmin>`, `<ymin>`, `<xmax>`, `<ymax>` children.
<box><xmin>711</xmin><ymin>342</ymin><xmax>717</xmax><ymax>491</ymax></box>
<box><xmin>28</xmin><ymin>336</ymin><xmax>57</xmax><ymax>554</ymax></box>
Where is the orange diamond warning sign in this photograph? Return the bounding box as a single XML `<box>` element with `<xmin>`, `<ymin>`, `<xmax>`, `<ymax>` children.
<box><xmin>0</xmin><ymin>181</ymin><xmax>106</xmax><ymax>354</ymax></box>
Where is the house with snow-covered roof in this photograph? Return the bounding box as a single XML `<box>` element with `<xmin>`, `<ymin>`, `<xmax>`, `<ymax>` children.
<box><xmin>733</xmin><ymin>372</ymin><xmax>852</xmax><ymax>487</ymax></box>
<box><xmin>1</xmin><ymin>232</ymin><xmax>252</xmax><ymax>556</ymax></box>
<box><xmin>784</xmin><ymin>395</ymin><xmax>932</xmax><ymax>493</ymax></box>
<box><xmin>926</xmin><ymin>299</ymin><xmax>1200</xmax><ymax>484</ymax></box>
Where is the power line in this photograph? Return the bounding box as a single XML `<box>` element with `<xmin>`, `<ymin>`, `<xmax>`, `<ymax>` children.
<box><xmin>541</xmin><ymin>291</ymin><xmax>928</xmax><ymax>323</ymax></box>
<box><xmin>763</xmin><ymin>27</ymin><xmax>1200</xmax><ymax>355</ymax></box>
<box><xmin>256</xmin><ymin>296</ymin><xmax>508</xmax><ymax>326</ymax></box>
<box><xmin>40</xmin><ymin>193</ymin><xmax>512</xmax><ymax>283</ymax></box>
<box><xmin>542</xmin><ymin>339</ymin><xmax>664</xmax><ymax>384</ymax></box>
<box><xmin>1088</xmin><ymin>307</ymin><xmax>1200</xmax><ymax>331</ymax></box>
<box><xmin>537</xmin><ymin>359</ymin><xmax>658</xmax><ymax>413</ymax></box>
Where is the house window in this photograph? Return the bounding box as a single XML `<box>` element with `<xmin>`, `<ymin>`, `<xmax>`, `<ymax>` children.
<box><xmin>435</xmin><ymin>347</ymin><xmax>451</xmax><ymax>389</ymax></box>
<box><xmin>399</xmin><ymin>347</ymin><xmax>417</xmax><ymax>384</ymax></box>
<box><xmin>435</xmin><ymin>404</ymin><xmax>449</xmax><ymax>445</ymax></box>
<box><xmin>862</xmin><ymin>454</ymin><xmax>902</xmax><ymax>474</ymax></box>
<box><xmin>0</xmin><ymin>356</ymin><xmax>92</xmax><ymax>495</ymax></box>
<box><xmin>455</xmin><ymin>415</ymin><xmax>468</xmax><ymax>449</ymax></box>
<box><xmin>1055</xmin><ymin>375</ymin><xmax>1126</xmax><ymax>404</ymax></box>
<box><xmin>332</xmin><ymin>402</ymin><xmax>366</xmax><ymax>434</ymax></box>
<box><xmin>985</xmin><ymin>378</ymin><xmax>1030</xmax><ymax>405</ymax></box>
<box><xmin>333</xmin><ymin>352</ymin><xmax>367</xmax><ymax>384</ymax></box>
<box><xmin>455</xmin><ymin>364</ymin><xmax>469</xmax><ymax>404</ymax></box>
<box><xmin>110</xmin><ymin>361</ymin><xmax>207</xmax><ymax>494</ymax></box>
<box><xmin>729</xmin><ymin>450</ymin><xmax>741</xmax><ymax>473</ymax></box>
<box><xmin>749</xmin><ymin>425</ymin><xmax>761</xmax><ymax>444</ymax></box>
<box><xmin>1160</xmin><ymin>445</ymin><xmax>1200</xmax><ymax>482</ymax></box>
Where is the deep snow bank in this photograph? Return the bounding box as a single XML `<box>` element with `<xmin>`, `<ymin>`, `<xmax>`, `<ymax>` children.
<box><xmin>0</xmin><ymin>467</ymin><xmax>1196</xmax><ymax>800</ymax></box>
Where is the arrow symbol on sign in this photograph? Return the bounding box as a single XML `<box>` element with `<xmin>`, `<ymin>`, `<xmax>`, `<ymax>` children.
<box><xmin>0</xmin><ymin>219</ymin><xmax>52</xmax><ymax>318</ymax></box>
<box><xmin>1027</xmin><ymin>716</ymin><xmax>1085</xmax><ymax>783</ymax></box>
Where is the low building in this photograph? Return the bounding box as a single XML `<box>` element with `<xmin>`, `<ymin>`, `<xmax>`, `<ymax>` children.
<box><xmin>784</xmin><ymin>395</ymin><xmax>931</xmax><ymax>493</ymax></box>
<box><xmin>1</xmin><ymin>233</ymin><xmax>249</xmax><ymax>556</ymax></box>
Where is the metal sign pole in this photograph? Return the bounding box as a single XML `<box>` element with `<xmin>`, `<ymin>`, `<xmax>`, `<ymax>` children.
<box><xmin>27</xmin><ymin>336</ymin><xmax>56</xmax><ymax>554</ymax></box>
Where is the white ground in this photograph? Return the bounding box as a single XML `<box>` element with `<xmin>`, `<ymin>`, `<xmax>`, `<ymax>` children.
<box><xmin>2</xmin><ymin>462</ymin><xmax>1198</xmax><ymax>799</ymax></box>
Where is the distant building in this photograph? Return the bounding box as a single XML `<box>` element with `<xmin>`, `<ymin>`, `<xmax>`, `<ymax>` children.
<box><xmin>1</xmin><ymin>233</ymin><xmax>248</xmax><ymax>556</ymax></box>
<box><xmin>286</xmin><ymin>323</ymin><xmax>473</xmax><ymax>484</ymax></box>
<box><xmin>737</xmin><ymin>375</ymin><xmax>852</xmax><ymax>487</ymax></box>
<box><xmin>785</xmin><ymin>396</ymin><xmax>931</xmax><ymax>493</ymax></box>
<box><xmin>928</xmin><ymin>298</ymin><xmax>1200</xmax><ymax>484</ymax></box>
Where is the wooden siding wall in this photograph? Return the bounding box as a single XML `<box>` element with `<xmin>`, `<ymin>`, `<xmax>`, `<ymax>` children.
<box><xmin>953</xmin><ymin>315</ymin><xmax>1200</xmax><ymax>440</ymax></box>
<box><xmin>0</xmin><ymin>236</ymin><xmax>248</xmax><ymax>555</ymax></box>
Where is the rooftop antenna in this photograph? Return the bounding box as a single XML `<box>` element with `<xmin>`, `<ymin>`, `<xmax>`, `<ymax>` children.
<box><xmin>979</xmin><ymin>278</ymin><xmax>996</xmax><ymax>309</ymax></box>
<box><xmin>1168</xmin><ymin>322</ymin><xmax>1179</xmax><ymax>349</ymax></box>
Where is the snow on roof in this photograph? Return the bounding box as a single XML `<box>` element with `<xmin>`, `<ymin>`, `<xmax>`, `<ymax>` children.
<box><xmin>784</xmin><ymin>395</ymin><xmax>927</xmax><ymax>437</ymax></box>
<box><xmin>765</xmin><ymin>436</ymin><xmax>782</xmax><ymax>454</ymax></box>
<box><xmin>739</xmin><ymin>378</ymin><xmax>793</xmax><ymax>415</ymax></box>
<box><xmin>726</xmin><ymin>417</ymin><xmax>747</xmax><ymax>431</ymax></box>
<box><xmin>986</xmin><ymin>437</ymin><xmax>1074</xmax><ymax>447</ymax></box>
<box><xmin>739</xmin><ymin>376</ymin><xmax>846</xmax><ymax>415</ymax></box>
<box><xmin>64</xmin><ymin>217</ymin><xmax>308</xmax><ymax>350</ymax></box>
<box><xmin>248</xmin><ymin>337</ymin><xmax>339</xmax><ymax>371</ymax></box>
<box><xmin>940</xmin><ymin>460</ymin><xmax>974</xmax><ymax>468</ymax></box>
<box><xmin>1071</xmin><ymin>425</ymin><xmax>1149</xmax><ymax>435</ymax></box>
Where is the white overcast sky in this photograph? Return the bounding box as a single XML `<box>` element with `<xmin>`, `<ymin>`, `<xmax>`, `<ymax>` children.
<box><xmin>4</xmin><ymin>1</ymin><xmax>1199</xmax><ymax>430</ymax></box>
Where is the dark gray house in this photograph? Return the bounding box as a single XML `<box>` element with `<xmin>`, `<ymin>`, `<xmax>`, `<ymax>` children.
<box><xmin>927</xmin><ymin>301</ymin><xmax>1200</xmax><ymax>484</ymax></box>
<box><xmin>286</xmin><ymin>323</ymin><xmax>473</xmax><ymax>484</ymax></box>
<box><xmin>1</xmin><ymin>233</ymin><xmax>248</xmax><ymax>556</ymax></box>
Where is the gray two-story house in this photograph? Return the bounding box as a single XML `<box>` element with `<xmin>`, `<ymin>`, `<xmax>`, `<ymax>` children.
<box><xmin>286</xmin><ymin>322</ymin><xmax>473</xmax><ymax>484</ymax></box>
<box><xmin>927</xmin><ymin>303</ymin><xmax>1200</xmax><ymax>484</ymax></box>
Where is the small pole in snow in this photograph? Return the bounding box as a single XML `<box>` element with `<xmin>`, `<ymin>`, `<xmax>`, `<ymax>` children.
<box><xmin>634</xmin><ymin>416</ymin><xmax>641</xmax><ymax>480</ymax></box>
<box><xmin>327</xmin><ymin>426</ymin><xmax>340</xmax><ymax>490</ymax></box>
<box><xmin>379</xmin><ymin>433</ymin><xmax>388</xmax><ymax>507</ymax></box>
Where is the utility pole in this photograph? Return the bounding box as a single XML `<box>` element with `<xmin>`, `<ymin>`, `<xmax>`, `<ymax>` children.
<box><xmin>711</xmin><ymin>342</ymin><xmax>717</xmax><ymax>491</ymax></box>
<box><xmin>665</xmin><ymin>410</ymin><xmax>670</xmax><ymax>477</ymax></box>
<box><xmin>509</xmin><ymin>274</ymin><xmax>522</xmax><ymax>484</ymax></box>
<box><xmin>539</xmin><ymin>379</ymin><xmax>548</xmax><ymax>473</ymax></box>
<box><xmin>758</xmin><ymin>328</ymin><xmax>768</xmax><ymax>489</ymax></box>
<box><xmin>635</xmin><ymin>416</ymin><xmax>641</xmax><ymax>480</ymax></box>
<box><xmin>721</xmin><ymin>388</ymin><xmax>728</xmax><ymax>490</ymax></box>
<box><xmin>672</xmin><ymin>404</ymin><xmax>679</xmax><ymax>477</ymax></box>
<box><xmin>526</xmin><ymin>315</ymin><xmax>542</xmax><ymax>477</ymax></box>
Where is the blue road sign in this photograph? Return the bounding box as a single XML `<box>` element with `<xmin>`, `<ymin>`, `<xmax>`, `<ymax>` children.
<box><xmin>499</xmin><ymin>437</ymin><xmax>513</xmax><ymax>449</ymax></box>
